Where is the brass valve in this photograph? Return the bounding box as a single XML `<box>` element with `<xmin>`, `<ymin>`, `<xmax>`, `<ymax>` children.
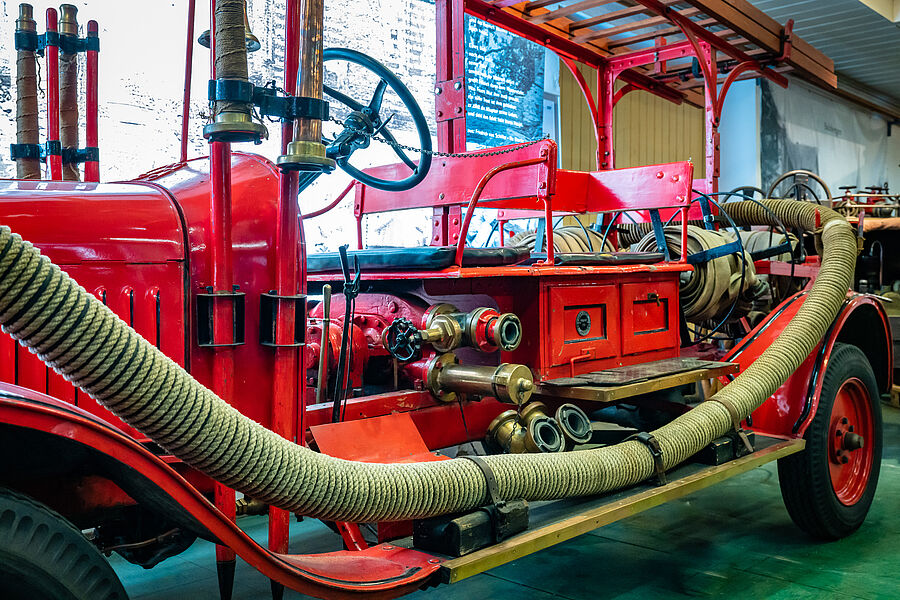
<box><xmin>383</xmin><ymin>304</ymin><xmax>523</xmax><ymax>360</ymax></box>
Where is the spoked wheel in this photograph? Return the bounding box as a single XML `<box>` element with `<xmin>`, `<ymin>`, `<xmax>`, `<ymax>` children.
<box><xmin>778</xmin><ymin>343</ymin><xmax>882</xmax><ymax>539</ymax></box>
<box><xmin>0</xmin><ymin>487</ymin><xmax>128</xmax><ymax>600</ymax></box>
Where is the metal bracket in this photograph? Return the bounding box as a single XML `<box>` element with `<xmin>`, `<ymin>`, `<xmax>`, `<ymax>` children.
<box><xmin>435</xmin><ymin>77</ymin><xmax>465</xmax><ymax>122</ymax></box>
<box><xmin>196</xmin><ymin>286</ymin><xmax>245</xmax><ymax>347</ymax></box>
<box><xmin>626</xmin><ymin>431</ymin><xmax>667</xmax><ymax>486</ymax></box>
<box><xmin>259</xmin><ymin>292</ymin><xmax>307</xmax><ymax>348</ymax></box>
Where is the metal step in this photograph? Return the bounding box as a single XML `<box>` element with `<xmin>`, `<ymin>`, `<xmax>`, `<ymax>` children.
<box><xmin>535</xmin><ymin>357</ymin><xmax>739</xmax><ymax>403</ymax></box>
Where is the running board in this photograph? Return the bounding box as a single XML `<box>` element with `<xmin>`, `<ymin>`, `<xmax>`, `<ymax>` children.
<box><xmin>438</xmin><ymin>435</ymin><xmax>804</xmax><ymax>584</ymax></box>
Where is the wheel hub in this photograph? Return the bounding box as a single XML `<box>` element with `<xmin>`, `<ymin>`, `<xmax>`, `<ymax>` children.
<box><xmin>828</xmin><ymin>378</ymin><xmax>874</xmax><ymax>506</ymax></box>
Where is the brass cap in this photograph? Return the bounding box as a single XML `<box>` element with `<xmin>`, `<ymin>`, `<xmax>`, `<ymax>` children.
<box><xmin>16</xmin><ymin>4</ymin><xmax>36</xmax><ymax>33</ymax></box>
<box><xmin>58</xmin><ymin>4</ymin><xmax>78</xmax><ymax>36</ymax></box>
<box><xmin>492</xmin><ymin>363</ymin><xmax>534</xmax><ymax>405</ymax></box>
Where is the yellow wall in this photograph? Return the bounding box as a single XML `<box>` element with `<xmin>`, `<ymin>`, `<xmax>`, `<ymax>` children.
<box><xmin>558</xmin><ymin>61</ymin><xmax>705</xmax><ymax>178</ymax></box>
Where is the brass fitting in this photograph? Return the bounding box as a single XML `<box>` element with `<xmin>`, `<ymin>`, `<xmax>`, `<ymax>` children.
<box><xmin>58</xmin><ymin>4</ymin><xmax>77</xmax><ymax>36</ymax></box>
<box><xmin>17</xmin><ymin>4</ymin><xmax>36</xmax><ymax>33</ymax></box>
<box><xmin>555</xmin><ymin>403</ymin><xmax>592</xmax><ymax>449</ymax></box>
<box><xmin>418</xmin><ymin>304</ymin><xmax>523</xmax><ymax>354</ymax></box>
<box><xmin>235</xmin><ymin>496</ymin><xmax>268</xmax><ymax>516</ymax></box>
<box><xmin>276</xmin><ymin>139</ymin><xmax>336</xmax><ymax>172</ymax></box>
<box><xmin>425</xmin><ymin>353</ymin><xmax>534</xmax><ymax>405</ymax></box>
<box><xmin>486</xmin><ymin>403</ymin><xmax>565</xmax><ymax>453</ymax></box>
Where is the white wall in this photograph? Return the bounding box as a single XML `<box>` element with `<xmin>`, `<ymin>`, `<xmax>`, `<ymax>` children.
<box><xmin>718</xmin><ymin>79</ymin><xmax>761</xmax><ymax>193</ymax></box>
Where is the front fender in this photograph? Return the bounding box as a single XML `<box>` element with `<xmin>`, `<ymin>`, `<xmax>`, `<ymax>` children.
<box><xmin>0</xmin><ymin>383</ymin><xmax>440</xmax><ymax>599</ymax></box>
<box><xmin>723</xmin><ymin>292</ymin><xmax>891</xmax><ymax>438</ymax></box>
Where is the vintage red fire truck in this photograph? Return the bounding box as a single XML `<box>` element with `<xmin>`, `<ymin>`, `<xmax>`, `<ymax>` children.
<box><xmin>0</xmin><ymin>1</ymin><xmax>890</xmax><ymax>599</ymax></box>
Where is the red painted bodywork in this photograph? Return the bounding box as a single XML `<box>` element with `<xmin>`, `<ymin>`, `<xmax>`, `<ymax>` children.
<box><xmin>0</xmin><ymin>384</ymin><xmax>439</xmax><ymax>599</ymax></box>
<box><xmin>724</xmin><ymin>292</ymin><xmax>892</xmax><ymax>439</ymax></box>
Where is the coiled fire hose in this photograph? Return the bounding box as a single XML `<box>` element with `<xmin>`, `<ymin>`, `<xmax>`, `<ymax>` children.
<box><xmin>0</xmin><ymin>200</ymin><xmax>855</xmax><ymax>522</ymax></box>
<box><xmin>510</xmin><ymin>224</ymin><xmax>615</xmax><ymax>253</ymax></box>
<box><xmin>632</xmin><ymin>225</ymin><xmax>763</xmax><ymax>324</ymax></box>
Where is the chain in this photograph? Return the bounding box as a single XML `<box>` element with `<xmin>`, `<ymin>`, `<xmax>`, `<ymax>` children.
<box><xmin>326</xmin><ymin>116</ymin><xmax>550</xmax><ymax>158</ymax></box>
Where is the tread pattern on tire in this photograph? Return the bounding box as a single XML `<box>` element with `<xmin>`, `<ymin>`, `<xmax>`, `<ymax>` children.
<box><xmin>0</xmin><ymin>487</ymin><xmax>128</xmax><ymax>600</ymax></box>
<box><xmin>778</xmin><ymin>343</ymin><xmax>882</xmax><ymax>540</ymax></box>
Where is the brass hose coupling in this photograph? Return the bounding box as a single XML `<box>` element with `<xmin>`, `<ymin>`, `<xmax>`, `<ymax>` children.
<box><xmin>425</xmin><ymin>353</ymin><xmax>534</xmax><ymax>405</ymax></box>
<box><xmin>486</xmin><ymin>402</ymin><xmax>566</xmax><ymax>453</ymax></box>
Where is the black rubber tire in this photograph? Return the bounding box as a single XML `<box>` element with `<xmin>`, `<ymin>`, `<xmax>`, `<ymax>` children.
<box><xmin>0</xmin><ymin>487</ymin><xmax>129</xmax><ymax>600</ymax></box>
<box><xmin>777</xmin><ymin>343</ymin><xmax>882</xmax><ymax>540</ymax></box>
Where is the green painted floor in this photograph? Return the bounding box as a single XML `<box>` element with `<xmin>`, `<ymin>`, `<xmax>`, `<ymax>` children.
<box><xmin>110</xmin><ymin>404</ymin><xmax>900</xmax><ymax>599</ymax></box>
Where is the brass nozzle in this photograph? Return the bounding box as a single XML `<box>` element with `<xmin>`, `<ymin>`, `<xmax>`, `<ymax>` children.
<box><xmin>58</xmin><ymin>4</ymin><xmax>78</xmax><ymax>36</ymax></box>
<box><xmin>16</xmin><ymin>4</ymin><xmax>36</xmax><ymax>32</ymax></box>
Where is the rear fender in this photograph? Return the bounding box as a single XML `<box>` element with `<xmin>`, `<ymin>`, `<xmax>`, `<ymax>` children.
<box><xmin>0</xmin><ymin>383</ymin><xmax>440</xmax><ymax>599</ymax></box>
<box><xmin>723</xmin><ymin>292</ymin><xmax>891</xmax><ymax>438</ymax></box>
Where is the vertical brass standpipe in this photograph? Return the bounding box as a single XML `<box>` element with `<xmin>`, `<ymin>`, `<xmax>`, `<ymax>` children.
<box><xmin>58</xmin><ymin>4</ymin><xmax>80</xmax><ymax>181</ymax></box>
<box><xmin>15</xmin><ymin>3</ymin><xmax>40</xmax><ymax>180</ymax></box>
<box><xmin>203</xmin><ymin>0</ymin><xmax>267</xmax><ymax>143</ymax></box>
<box><xmin>276</xmin><ymin>0</ymin><xmax>334</xmax><ymax>171</ymax></box>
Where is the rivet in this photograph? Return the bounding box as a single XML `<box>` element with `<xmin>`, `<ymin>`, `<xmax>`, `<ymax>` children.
<box><xmin>454</xmin><ymin>81</ymin><xmax>462</xmax><ymax>90</ymax></box>
<box><xmin>456</xmin><ymin>106</ymin><xmax>463</xmax><ymax>114</ymax></box>
<box><xmin>439</xmin><ymin>193</ymin><xmax>445</xmax><ymax>199</ymax></box>
<box><xmin>434</xmin><ymin>87</ymin><xmax>441</xmax><ymax>94</ymax></box>
<box><xmin>672</xmin><ymin>175</ymin><xmax>680</xmax><ymax>182</ymax></box>
<box><xmin>437</xmin><ymin>110</ymin><xmax>443</xmax><ymax>117</ymax></box>
<box><xmin>452</xmin><ymin>217</ymin><xmax>459</xmax><ymax>225</ymax></box>
<box><xmin>656</xmin><ymin>171</ymin><xmax>664</xmax><ymax>179</ymax></box>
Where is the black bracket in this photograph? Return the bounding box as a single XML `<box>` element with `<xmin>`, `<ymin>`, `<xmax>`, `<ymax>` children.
<box><xmin>22</xmin><ymin>31</ymin><xmax>99</xmax><ymax>55</ymax></box>
<box><xmin>62</xmin><ymin>146</ymin><xmax>99</xmax><ymax>164</ymax></box>
<box><xmin>461</xmin><ymin>455</ymin><xmax>500</xmax><ymax>504</ymax></box>
<box><xmin>14</xmin><ymin>30</ymin><xmax>39</xmax><ymax>52</ymax></box>
<box><xmin>460</xmin><ymin>455</ymin><xmax>528</xmax><ymax>545</ymax></box>
<box><xmin>9</xmin><ymin>143</ymin><xmax>42</xmax><ymax>161</ymax></box>
<box><xmin>259</xmin><ymin>292</ymin><xmax>307</xmax><ymax>348</ymax></box>
<box><xmin>10</xmin><ymin>143</ymin><xmax>97</xmax><ymax>165</ymax></box>
<box><xmin>254</xmin><ymin>85</ymin><xmax>329</xmax><ymax>122</ymax></box>
<box><xmin>206</xmin><ymin>79</ymin><xmax>330</xmax><ymax>122</ymax></box>
<box><xmin>196</xmin><ymin>286</ymin><xmax>245</xmax><ymax>347</ymax></box>
<box><xmin>626</xmin><ymin>432</ymin><xmax>668</xmax><ymax>486</ymax></box>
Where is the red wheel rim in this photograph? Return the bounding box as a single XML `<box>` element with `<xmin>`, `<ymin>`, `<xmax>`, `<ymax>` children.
<box><xmin>828</xmin><ymin>377</ymin><xmax>874</xmax><ymax>506</ymax></box>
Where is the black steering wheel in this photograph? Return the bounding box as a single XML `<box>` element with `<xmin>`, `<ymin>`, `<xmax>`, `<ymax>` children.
<box><xmin>320</xmin><ymin>48</ymin><xmax>432</xmax><ymax>192</ymax></box>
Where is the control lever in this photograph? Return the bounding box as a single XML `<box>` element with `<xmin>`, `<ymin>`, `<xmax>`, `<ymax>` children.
<box><xmin>331</xmin><ymin>245</ymin><xmax>361</xmax><ymax>423</ymax></box>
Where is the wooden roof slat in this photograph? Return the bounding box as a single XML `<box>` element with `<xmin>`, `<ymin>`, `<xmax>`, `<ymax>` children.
<box><xmin>679</xmin><ymin>0</ymin><xmax>835</xmax><ymax>87</ymax></box>
<box><xmin>529</xmin><ymin>0</ymin><xmax>620</xmax><ymax>25</ymax></box>
<box><xmin>568</xmin><ymin>2</ymin><xmax>673</xmax><ymax>32</ymax></box>
<box><xmin>574</xmin><ymin>7</ymin><xmax>700</xmax><ymax>43</ymax></box>
<box><xmin>523</xmin><ymin>0</ymin><xmax>566</xmax><ymax>12</ymax></box>
<box><xmin>607</xmin><ymin>17</ymin><xmax>716</xmax><ymax>48</ymax></box>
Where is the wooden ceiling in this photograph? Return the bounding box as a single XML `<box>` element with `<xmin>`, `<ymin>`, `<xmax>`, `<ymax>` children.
<box><xmin>470</xmin><ymin>0</ymin><xmax>836</xmax><ymax>108</ymax></box>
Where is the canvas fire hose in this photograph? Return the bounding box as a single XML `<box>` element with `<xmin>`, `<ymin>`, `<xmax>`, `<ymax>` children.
<box><xmin>0</xmin><ymin>199</ymin><xmax>856</xmax><ymax>522</ymax></box>
<box><xmin>0</xmin><ymin>0</ymin><xmax>859</xmax><ymax>523</ymax></box>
